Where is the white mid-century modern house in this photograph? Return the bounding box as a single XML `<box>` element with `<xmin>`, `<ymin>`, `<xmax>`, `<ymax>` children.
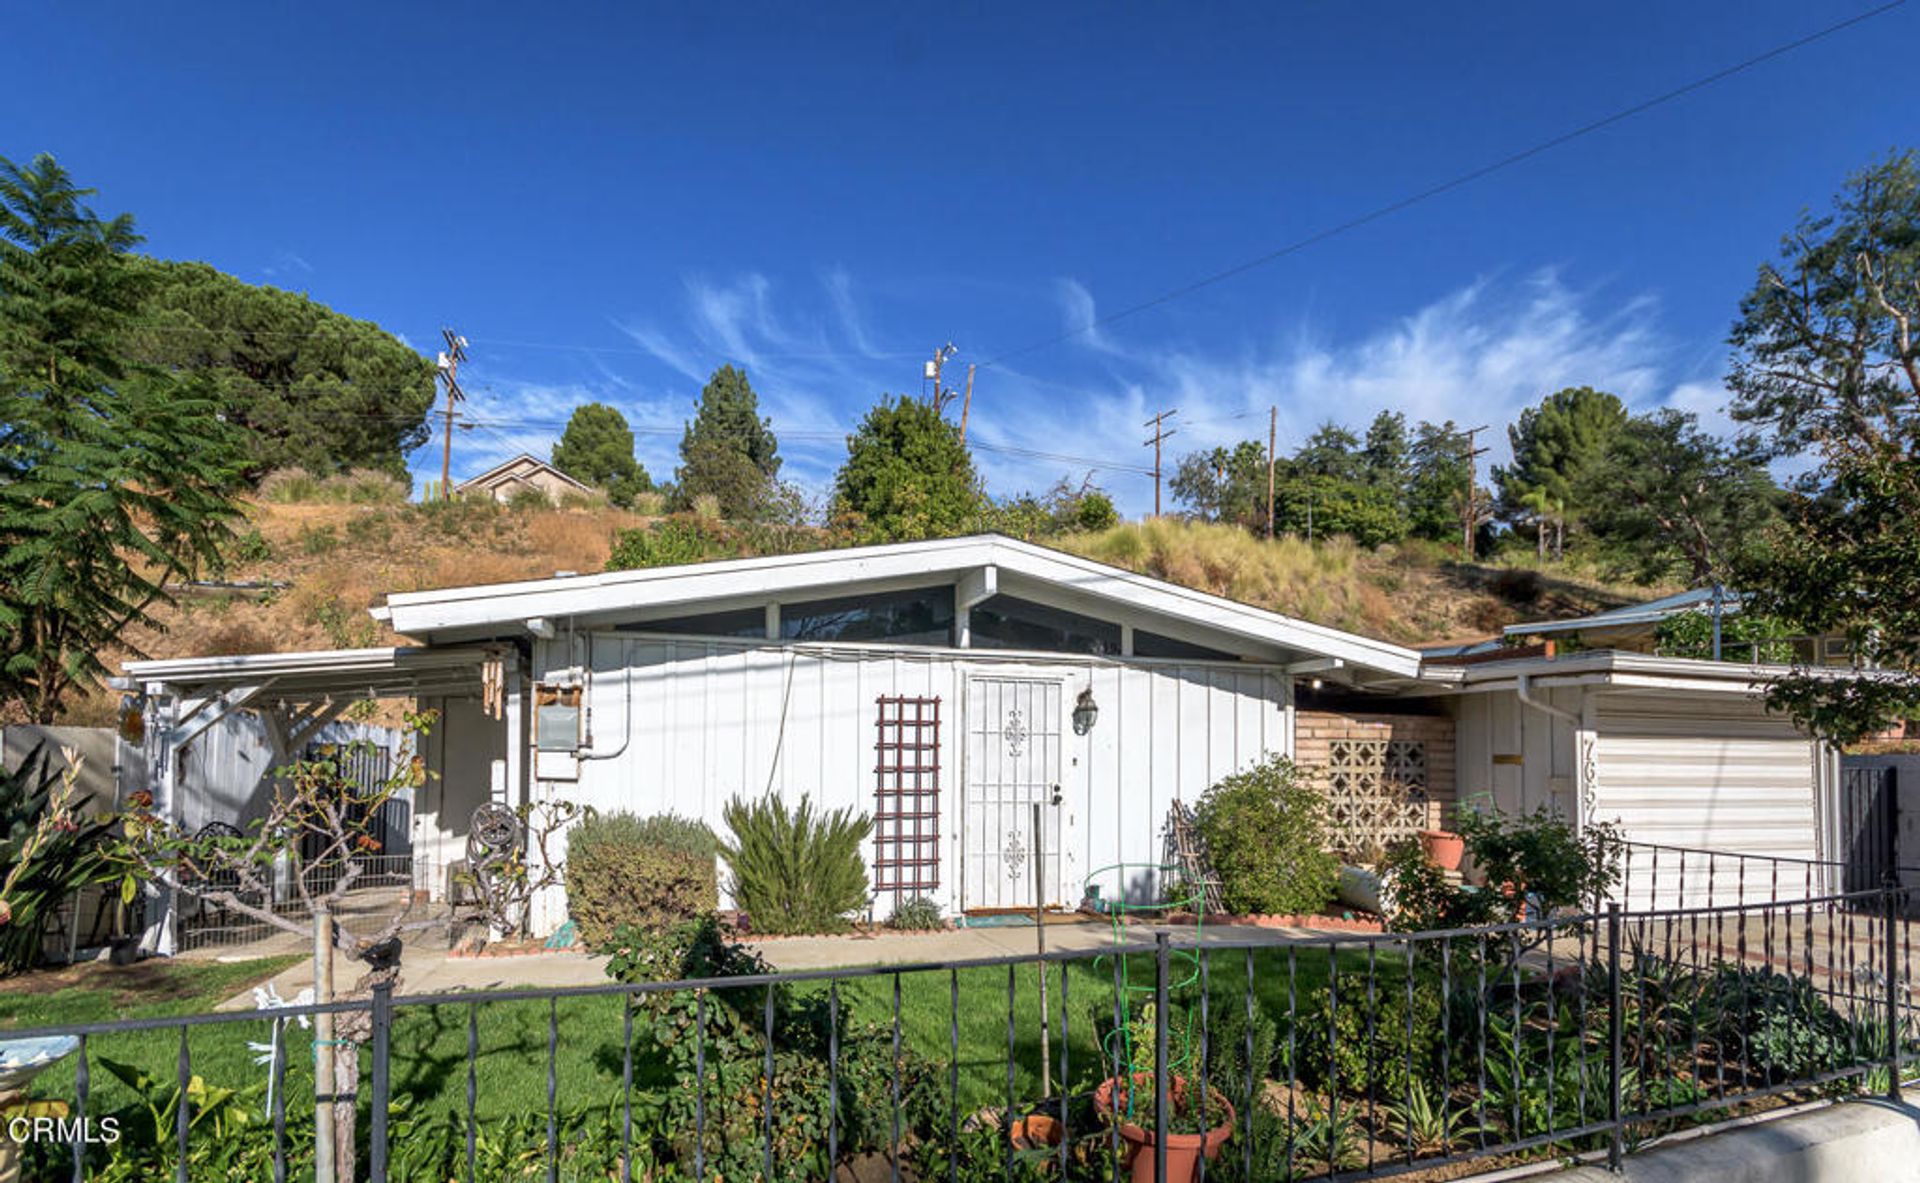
<box><xmin>118</xmin><ymin>535</ymin><xmax>1851</xmax><ymax>950</ymax></box>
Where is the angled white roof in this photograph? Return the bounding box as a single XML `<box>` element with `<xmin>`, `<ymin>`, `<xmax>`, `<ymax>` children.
<box><xmin>453</xmin><ymin>453</ymin><xmax>594</xmax><ymax>494</ymax></box>
<box><xmin>371</xmin><ymin>533</ymin><xmax>1424</xmax><ymax>678</ymax></box>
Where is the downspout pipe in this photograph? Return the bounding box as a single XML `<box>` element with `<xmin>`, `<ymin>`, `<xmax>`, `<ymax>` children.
<box><xmin>1516</xmin><ymin>671</ymin><xmax>1580</xmax><ymax>726</ymax></box>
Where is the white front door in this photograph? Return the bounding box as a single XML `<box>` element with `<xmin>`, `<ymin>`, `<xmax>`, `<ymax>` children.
<box><xmin>963</xmin><ymin>677</ymin><xmax>1063</xmax><ymax>911</ymax></box>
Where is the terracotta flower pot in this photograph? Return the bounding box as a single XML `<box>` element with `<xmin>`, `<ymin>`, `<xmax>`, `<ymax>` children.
<box><xmin>1094</xmin><ymin>1073</ymin><xmax>1235</xmax><ymax>1183</ymax></box>
<box><xmin>1419</xmin><ymin>828</ymin><xmax>1465</xmax><ymax>871</ymax></box>
<box><xmin>1009</xmin><ymin>1111</ymin><xmax>1064</xmax><ymax>1152</ymax></box>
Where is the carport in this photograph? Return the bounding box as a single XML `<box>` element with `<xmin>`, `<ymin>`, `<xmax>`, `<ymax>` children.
<box><xmin>111</xmin><ymin>645</ymin><xmax>498</xmax><ymax>954</ymax></box>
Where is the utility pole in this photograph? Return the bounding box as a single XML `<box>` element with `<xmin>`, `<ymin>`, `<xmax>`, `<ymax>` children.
<box><xmin>435</xmin><ymin>328</ymin><xmax>469</xmax><ymax>501</ymax></box>
<box><xmin>1458</xmin><ymin>423</ymin><xmax>1490</xmax><ymax>560</ymax></box>
<box><xmin>1266</xmin><ymin>406</ymin><xmax>1278</xmax><ymax>539</ymax></box>
<box><xmin>925</xmin><ymin>342</ymin><xmax>958</xmax><ymax>413</ymax></box>
<box><xmin>1142</xmin><ymin>409</ymin><xmax>1178</xmax><ymax>517</ymax></box>
<box><xmin>958</xmin><ymin>364</ymin><xmax>977</xmax><ymax>445</ymax></box>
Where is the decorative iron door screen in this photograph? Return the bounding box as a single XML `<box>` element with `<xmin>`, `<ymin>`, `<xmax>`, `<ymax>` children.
<box><xmin>962</xmin><ymin>677</ymin><xmax>1063</xmax><ymax>911</ymax></box>
<box><xmin>873</xmin><ymin>695</ymin><xmax>942</xmax><ymax>908</ymax></box>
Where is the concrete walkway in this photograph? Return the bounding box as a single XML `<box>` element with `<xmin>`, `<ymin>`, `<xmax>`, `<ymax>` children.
<box><xmin>750</xmin><ymin>918</ymin><xmax>1332</xmax><ymax>971</ymax></box>
<box><xmin>215</xmin><ymin>918</ymin><xmax>1340</xmax><ymax>1009</ymax></box>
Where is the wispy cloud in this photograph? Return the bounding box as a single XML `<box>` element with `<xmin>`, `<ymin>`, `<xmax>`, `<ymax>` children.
<box><xmin>262</xmin><ymin>249</ymin><xmax>314</xmax><ymax>281</ymax></box>
<box><xmin>968</xmin><ymin>268</ymin><xmax>1707</xmax><ymax>512</ymax></box>
<box><xmin>429</xmin><ymin>266</ymin><xmax>1731</xmax><ymax>517</ymax></box>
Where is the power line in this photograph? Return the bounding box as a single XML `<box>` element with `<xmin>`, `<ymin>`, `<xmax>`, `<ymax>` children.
<box><xmin>976</xmin><ymin>1</ymin><xmax>1907</xmax><ymax>368</ymax></box>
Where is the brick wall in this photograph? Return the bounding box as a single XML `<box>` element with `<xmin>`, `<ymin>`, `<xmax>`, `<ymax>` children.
<box><xmin>1295</xmin><ymin>709</ymin><xmax>1458</xmax><ymax>834</ymax></box>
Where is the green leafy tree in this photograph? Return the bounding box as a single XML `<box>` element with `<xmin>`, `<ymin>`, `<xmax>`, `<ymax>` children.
<box><xmin>1170</xmin><ymin>440</ymin><xmax>1269</xmax><ymax>530</ymax></box>
<box><xmin>831</xmin><ymin>395</ymin><xmax>982</xmax><ymax>542</ymax></box>
<box><xmin>124</xmin><ymin>259</ymin><xmax>434</xmax><ymax>479</ymax></box>
<box><xmin>1406</xmin><ymin>420</ymin><xmax>1475</xmax><ymax>543</ymax></box>
<box><xmin>1271</xmin><ymin>471</ymin><xmax>1406</xmax><ymax>546</ymax></box>
<box><xmin>1577</xmin><ymin>409</ymin><xmax>1781</xmax><ymax>584</ymax></box>
<box><xmin>1726</xmin><ymin>152</ymin><xmax>1920</xmax><ymax>742</ymax></box>
<box><xmin>551</xmin><ymin>402</ymin><xmax>650</xmax><ymax>505</ymax></box>
<box><xmin>1495</xmin><ymin>386</ymin><xmax>1628</xmax><ymax>555</ymax></box>
<box><xmin>1361</xmin><ymin>409</ymin><xmax>1412</xmax><ymax>492</ymax></box>
<box><xmin>1294</xmin><ymin>422</ymin><xmax>1365</xmax><ymax>484</ymax></box>
<box><xmin>0</xmin><ymin>153</ymin><xmax>246</xmax><ymax>722</ymax></box>
<box><xmin>677</xmin><ymin>364</ymin><xmax>780</xmax><ymax>516</ymax></box>
<box><xmin>1727</xmin><ymin>151</ymin><xmax>1920</xmax><ymax>458</ymax></box>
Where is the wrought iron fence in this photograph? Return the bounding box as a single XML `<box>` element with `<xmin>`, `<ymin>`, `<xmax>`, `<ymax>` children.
<box><xmin>7</xmin><ymin>885</ymin><xmax>1917</xmax><ymax>1182</ymax></box>
<box><xmin>1620</xmin><ymin>839</ymin><xmax>1920</xmax><ymax>913</ymax></box>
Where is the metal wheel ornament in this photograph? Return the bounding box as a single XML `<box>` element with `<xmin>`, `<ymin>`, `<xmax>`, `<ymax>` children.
<box><xmin>469</xmin><ymin>803</ymin><xmax>521</xmax><ymax>852</ymax></box>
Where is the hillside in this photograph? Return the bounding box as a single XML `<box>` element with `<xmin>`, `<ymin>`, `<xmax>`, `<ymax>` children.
<box><xmin>79</xmin><ymin>500</ymin><xmax>1653</xmax><ymax>724</ymax></box>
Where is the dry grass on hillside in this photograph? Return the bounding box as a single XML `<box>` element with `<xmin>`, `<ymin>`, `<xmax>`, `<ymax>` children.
<box><xmin>112</xmin><ymin>498</ymin><xmax>650</xmax><ymax>668</ymax></box>
<box><xmin>1059</xmin><ymin>520</ymin><xmax>1644</xmax><ymax>644</ymax></box>
<box><xmin>89</xmin><ymin>505</ymin><xmax>1650</xmax><ymax>723</ymax></box>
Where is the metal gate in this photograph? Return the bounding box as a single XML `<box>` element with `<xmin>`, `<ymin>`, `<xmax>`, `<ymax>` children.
<box><xmin>1840</xmin><ymin>764</ymin><xmax>1898</xmax><ymax>894</ymax></box>
<box><xmin>299</xmin><ymin>740</ymin><xmax>413</xmax><ymax>889</ymax></box>
<box><xmin>962</xmin><ymin>678</ymin><xmax>1062</xmax><ymax>912</ymax></box>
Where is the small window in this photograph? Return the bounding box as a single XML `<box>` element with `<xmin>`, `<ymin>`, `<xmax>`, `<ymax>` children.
<box><xmin>969</xmin><ymin>595</ymin><xmax>1121</xmax><ymax>655</ymax></box>
<box><xmin>618</xmin><ymin>607</ymin><xmax>768</xmax><ymax>639</ymax></box>
<box><xmin>781</xmin><ymin>587</ymin><xmax>954</xmax><ymax>646</ymax></box>
<box><xmin>1131</xmin><ymin>629</ymin><xmax>1238</xmax><ymax>661</ymax></box>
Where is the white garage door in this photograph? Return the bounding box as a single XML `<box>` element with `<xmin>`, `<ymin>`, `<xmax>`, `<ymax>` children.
<box><xmin>1592</xmin><ymin>694</ymin><xmax>1818</xmax><ymax>910</ymax></box>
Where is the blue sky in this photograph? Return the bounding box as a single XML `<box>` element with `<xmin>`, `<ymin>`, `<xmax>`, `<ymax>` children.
<box><xmin>8</xmin><ymin>3</ymin><xmax>1913</xmax><ymax>513</ymax></box>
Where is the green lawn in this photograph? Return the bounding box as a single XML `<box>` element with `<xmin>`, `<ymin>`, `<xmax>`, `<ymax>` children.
<box><xmin>3</xmin><ymin>944</ymin><xmax>1378</xmax><ymax>1134</ymax></box>
<box><xmin>0</xmin><ymin>937</ymin><xmax>1405</xmax><ymax>1159</ymax></box>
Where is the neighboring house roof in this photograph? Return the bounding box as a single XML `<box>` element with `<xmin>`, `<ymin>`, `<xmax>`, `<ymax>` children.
<box><xmin>452</xmin><ymin>453</ymin><xmax>595</xmax><ymax>495</ymax></box>
<box><xmin>1501</xmin><ymin>587</ymin><xmax>1742</xmax><ymax>640</ymax></box>
<box><xmin>370</xmin><ymin>533</ymin><xmax>1427</xmax><ymax>678</ymax></box>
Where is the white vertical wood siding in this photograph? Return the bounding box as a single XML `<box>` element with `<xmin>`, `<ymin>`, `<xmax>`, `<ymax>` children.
<box><xmin>1448</xmin><ymin>688</ymin><xmax>1578</xmax><ymax>819</ymax></box>
<box><xmin>1592</xmin><ymin>692</ymin><xmax>1818</xmax><ymax>910</ymax></box>
<box><xmin>543</xmin><ymin>634</ymin><xmax>1291</xmax><ymax>921</ymax></box>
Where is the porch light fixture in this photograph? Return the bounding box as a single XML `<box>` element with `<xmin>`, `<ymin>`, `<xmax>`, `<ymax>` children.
<box><xmin>1071</xmin><ymin>687</ymin><xmax>1099</xmax><ymax>735</ymax></box>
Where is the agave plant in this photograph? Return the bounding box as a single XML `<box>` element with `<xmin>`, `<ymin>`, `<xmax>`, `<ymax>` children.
<box><xmin>1381</xmin><ymin>1077</ymin><xmax>1490</xmax><ymax>1155</ymax></box>
<box><xmin>1292</xmin><ymin>1096</ymin><xmax>1364</xmax><ymax>1173</ymax></box>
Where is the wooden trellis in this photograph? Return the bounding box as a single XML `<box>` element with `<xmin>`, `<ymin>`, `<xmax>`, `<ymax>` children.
<box><xmin>873</xmin><ymin>695</ymin><xmax>942</xmax><ymax>907</ymax></box>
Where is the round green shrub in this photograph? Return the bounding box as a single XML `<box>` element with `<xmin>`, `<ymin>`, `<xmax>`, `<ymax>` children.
<box><xmin>1193</xmin><ymin>754</ymin><xmax>1339</xmax><ymax>916</ymax></box>
<box><xmin>564</xmin><ymin>811</ymin><xmax>718</xmax><ymax>948</ymax></box>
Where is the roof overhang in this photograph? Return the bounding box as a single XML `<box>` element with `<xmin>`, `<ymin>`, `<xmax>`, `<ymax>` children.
<box><xmin>1412</xmin><ymin>648</ymin><xmax>1888</xmax><ymax>697</ymax></box>
<box><xmin>371</xmin><ymin>534</ymin><xmax>1426</xmax><ymax>680</ymax></box>
<box><xmin>113</xmin><ymin>645</ymin><xmax>493</xmax><ymax>707</ymax></box>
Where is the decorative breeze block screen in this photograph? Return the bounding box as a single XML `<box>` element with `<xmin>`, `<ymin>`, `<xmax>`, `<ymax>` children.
<box><xmin>873</xmin><ymin>695</ymin><xmax>942</xmax><ymax>904</ymax></box>
<box><xmin>1322</xmin><ymin>737</ymin><xmax>1429</xmax><ymax>856</ymax></box>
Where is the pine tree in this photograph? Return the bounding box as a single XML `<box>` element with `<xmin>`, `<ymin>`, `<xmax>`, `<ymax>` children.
<box><xmin>552</xmin><ymin>402</ymin><xmax>650</xmax><ymax>505</ymax></box>
<box><xmin>0</xmin><ymin>154</ymin><xmax>245</xmax><ymax>721</ymax></box>
<box><xmin>1494</xmin><ymin>386</ymin><xmax>1627</xmax><ymax>545</ymax></box>
<box><xmin>677</xmin><ymin>364</ymin><xmax>780</xmax><ymax>516</ymax></box>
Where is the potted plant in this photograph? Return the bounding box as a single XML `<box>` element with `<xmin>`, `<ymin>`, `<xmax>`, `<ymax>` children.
<box><xmin>1094</xmin><ymin>1072</ymin><xmax>1235</xmax><ymax>1183</ymax></box>
<box><xmin>1418</xmin><ymin>827</ymin><xmax>1465</xmax><ymax>871</ymax></box>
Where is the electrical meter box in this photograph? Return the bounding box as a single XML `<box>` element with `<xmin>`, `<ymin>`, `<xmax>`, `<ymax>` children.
<box><xmin>534</xmin><ymin>674</ymin><xmax>584</xmax><ymax>781</ymax></box>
